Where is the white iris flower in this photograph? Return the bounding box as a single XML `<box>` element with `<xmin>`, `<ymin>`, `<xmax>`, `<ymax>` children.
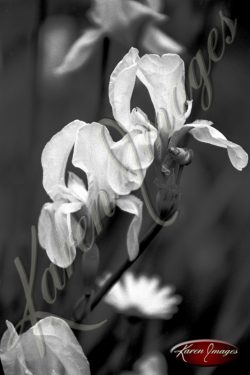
<box><xmin>39</xmin><ymin>47</ymin><xmax>248</xmax><ymax>268</ymax></box>
<box><xmin>115</xmin><ymin>47</ymin><xmax>248</xmax><ymax>171</ymax></box>
<box><xmin>0</xmin><ymin>317</ymin><xmax>90</xmax><ymax>375</ymax></box>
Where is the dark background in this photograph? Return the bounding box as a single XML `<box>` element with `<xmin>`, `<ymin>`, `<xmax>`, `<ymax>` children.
<box><xmin>0</xmin><ymin>0</ymin><xmax>250</xmax><ymax>374</ymax></box>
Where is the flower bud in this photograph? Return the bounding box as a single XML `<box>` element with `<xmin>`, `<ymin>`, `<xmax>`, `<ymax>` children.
<box><xmin>169</xmin><ymin>147</ymin><xmax>194</xmax><ymax>165</ymax></box>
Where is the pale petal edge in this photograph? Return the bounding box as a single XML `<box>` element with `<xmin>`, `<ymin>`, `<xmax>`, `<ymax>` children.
<box><xmin>116</xmin><ymin>195</ymin><xmax>143</xmax><ymax>260</ymax></box>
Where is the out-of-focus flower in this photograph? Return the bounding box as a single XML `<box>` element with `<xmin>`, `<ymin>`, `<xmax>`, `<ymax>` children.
<box><xmin>135</xmin><ymin>352</ymin><xmax>167</xmax><ymax>375</ymax></box>
<box><xmin>121</xmin><ymin>352</ymin><xmax>168</xmax><ymax>375</ymax></box>
<box><xmin>104</xmin><ymin>272</ymin><xmax>181</xmax><ymax>319</ymax></box>
<box><xmin>40</xmin><ymin>16</ymin><xmax>77</xmax><ymax>81</ymax></box>
<box><xmin>0</xmin><ymin>317</ymin><xmax>90</xmax><ymax>375</ymax></box>
<box><xmin>135</xmin><ymin>51</ymin><xmax>248</xmax><ymax>171</ymax></box>
<box><xmin>56</xmin><ymin>0</ymin><xmax>182</xmax><ymax>74</ymax></box>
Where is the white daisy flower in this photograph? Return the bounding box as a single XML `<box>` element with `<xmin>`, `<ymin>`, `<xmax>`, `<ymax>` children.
<box><xmin>104</xmin><ymin>272</ymin><xmax>181</xmax><ymax>319</ymax></box>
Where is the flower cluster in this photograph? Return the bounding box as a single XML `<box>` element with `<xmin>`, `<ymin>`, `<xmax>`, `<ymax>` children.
<box><xmin>39</xmin><ymin>47</ymin><xmax>248</xmax><ymax>269</ymax></box>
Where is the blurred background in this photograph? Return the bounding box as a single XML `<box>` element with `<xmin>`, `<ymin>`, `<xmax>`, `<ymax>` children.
<box><xmin>0</xmin><ymin>0</ymin><xmax>250</xmax><ymax>374</ymax></box>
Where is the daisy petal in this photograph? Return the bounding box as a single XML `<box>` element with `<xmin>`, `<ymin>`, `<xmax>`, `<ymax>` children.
<box><xmin>38</xmin><ymin>201</ymin><xmax>82</xmax><ymax>268</ymax></box>
<box><xmin>116</xmin><ymin>195</ymin><xmax>143</xmax><ymax>260</ymax></box>
<box><xmin>42</xmin><ymin>120</ymin><xmax>84</xmax><ymax>200</ymax></box>
<box><xmin>138</xmin><ymin>53</ymin><xmax>186</xmax><ymax>133</ymax></box>
<box><xmin>188</xmin><ymin>120</ymin><xmax>248</xmax><ymax>171</ymax></box>
<box><xmin>109</xmin><ymin>47</ymin><xmax>139</xmax><ymax>131</ymax></box>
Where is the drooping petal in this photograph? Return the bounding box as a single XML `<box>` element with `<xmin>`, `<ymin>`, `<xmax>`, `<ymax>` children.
<box><xmin>42</xmin><ymin>120</ymin><xmax>84</xmax><ymax>200</ymax></box>
<box><xmin>116</xmin><ymin>195</ymin><xmax>143</xmax><ymax>260</ymax></box>
<box><xmin>38</xmin><ymin>201</ymin><xmax>83</xmax><ymax>267</ymax></box>
<box><xmin>187</xmin><ymin>120</ymin><xmax>248</xmax><ymax>171</ymax></box>
<box><xmin>55</xmin><ymin>27</ymin><xmax>103</xmax><ymax>74</ymax></box>
<box><xmin>0</xmin><ymin>317</ymin><xmax>90</xmax><ymax>375</ymax></box>
<box><xmin>109</xmin><ymin>47</ymin><xmax>139</xmax><ymax>131</ymax></box>
<box><xmin>137</xmin><ymin>53</ymin><xmax>186</xmax><ymax>134</ymax></box>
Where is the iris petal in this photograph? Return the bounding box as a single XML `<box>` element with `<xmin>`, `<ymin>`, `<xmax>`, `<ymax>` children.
<box><xmin>42</xmin><ymin>120</ymin><xmax>84</xmax><ymax>200</ymax></box>
<box><xmin>187</xmin><ymin>120</ymin><xmax>248</xmax><ymax>171</ymax></box>
<box><xmin>0</xmin><ymin>317</ymin><xmax>90</xmax><ymax>375</ymax></box>
<box><xmin>116</xmin><ymin>195</ymin><xmax>143</xmax><ymax>260</ymax></box>
<box><xmin>38</xmin><ymin>201</ymin><xmax>83</xmax><ymax>268</ymax></box>
<box><xmin>137</xmin><ymin>53</ymin><xmax>186</xmax><ymax>134</ymax></box>
<box><xmin>109</xmin><ymin>47</ymin><xmax>139</xmax><ymax>131</ymax></box>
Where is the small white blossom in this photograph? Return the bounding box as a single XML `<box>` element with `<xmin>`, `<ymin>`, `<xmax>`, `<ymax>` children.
<box><xmin>0</xmin><ymin>317</ymin><xmax>90</xmax><ymax>375</ymax></box>
<box><xmin>104</xmin><ymin>272</ymin><xmax>181</xmax><ymax>319</ymax></box>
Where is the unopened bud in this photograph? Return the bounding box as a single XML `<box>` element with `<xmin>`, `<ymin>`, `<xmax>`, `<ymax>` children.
<box><xmin>169</xmin><ymin>147</ymin><xmax>194</xmax><ymax>165</ymax></box>
<box><xmin>168</xmin><ymin>126</ymin><xmax>191</xmax><ymax>148</ymax></box>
